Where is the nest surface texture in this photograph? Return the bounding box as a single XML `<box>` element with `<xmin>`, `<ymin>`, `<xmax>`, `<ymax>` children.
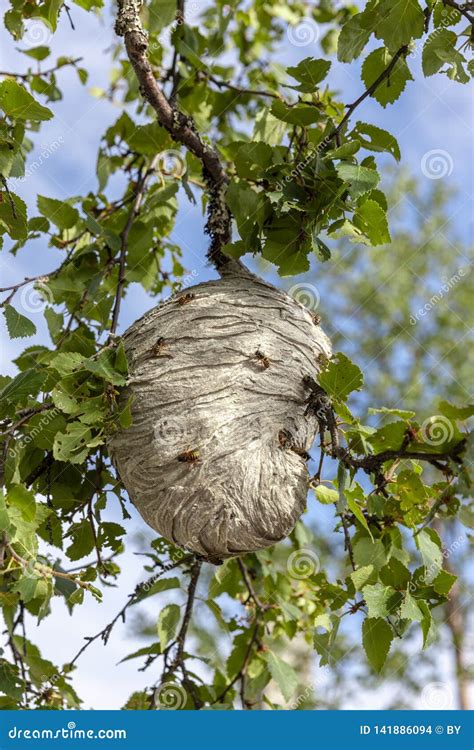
<box><xmin>108</xmin><ymin>269</ymin><xmax>331</xmax><ymax>562</ymax></box>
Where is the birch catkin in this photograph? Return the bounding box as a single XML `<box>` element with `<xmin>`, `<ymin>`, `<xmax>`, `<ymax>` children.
<box><xmin>108</xmin><ymin>268</ymin><xmax>331</xmax><ymax>563</ymax></box>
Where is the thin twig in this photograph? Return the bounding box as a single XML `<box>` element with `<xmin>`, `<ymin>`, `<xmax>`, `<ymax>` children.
<box><xmin>214</xmin><ymin>621</ymin><xmax>259</xmax><ymax>704</ymax></box>
<box><xmin>0</xmin><ymin>58</ymin><xmax>82</xmax><ymax>81</ymax></box>
<box><xmin>109</xmin><ymin>155</ymin><xmax>159</xmax><ymax>337</ymax></box>
<box><xmin>5</xmin><ymin>542</ymin><xmax>98</xmax><ymax>593</ymax></box>
<box><xmin>207</xmin><ymin>73</ymin><xmax>281</xmax><ymax>100</ymax></box>
<box><xmin>237</xmin><ymin>558</ymin><xmax>272</xmax><ymax>611</ymax></box>
<box><xmin>443</xmin><ymin>0</ymin><xmax>474</xmax><ymax>24</ymax></box>
<box><xmin>167</xmin><ymin>558</ymin><xmax>203</xmax><ymax>708</ymax></box>
<box><xmin>328</xmin><ymin>46</ymin><xmax>409</xmax><ymax>141</ymax></box>
<box><xmin>63</xmin><ymin>554</ymin><xmax>194</xmax><ymax>672</ymax></box>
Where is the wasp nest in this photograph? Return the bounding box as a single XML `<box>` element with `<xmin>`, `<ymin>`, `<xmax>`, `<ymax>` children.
<box><xmin>108</xmin><ymin>267</ymin><xmax>331</xmax><ymax>563</ymax></box>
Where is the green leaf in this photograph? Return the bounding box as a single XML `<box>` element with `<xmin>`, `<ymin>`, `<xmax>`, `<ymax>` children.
<box><xmin>286</xmin><ymin>58</ymin><xmax>331</xmax><ymax>92</ymax></box>
<box><xmin>352</xmin><ymin>122</ymin><xmax>401</xmax><ymax>161</ymax></box>
<box><xmin>3</xmin><ymin>305</ymin><xmax>36</xmax><ymax>339</ymax></box>
<box><xmin>0</xmin><ymin>191</ymin><xmax>27</xmax><ymax>240</ymax></box>
<box><xmin>148</xmin><ymin>0</ymin><xmax>177</xmax><ymax>33</ymax></box>
<box><xmin>270</xmin><ymin>100</ymin><xmax>323</xmax><ymax>127</ymax></box>
<box><xmin>313</xmin><ymin>617</ymin><xmax>341</xmax><ymax>667</ymax></box>
<box><xmin>415</xmin><ymin>528</ymin><xmax>443</xmax><ymax>583</ymax></box>
<box><xmin>337</xmin><ymin>13</ymin><xmax>373</xmax><ymax>63</ymax></box>
<box><xmin>37</xmin><ymin>195</ymin><xmax>79</xmax><ymax>230</ymax></box>
<box><xmin>20</xmin><ymin>46</ymin><xmax>51</xmax><ymax>61</ymax></box>
<box><xmin>0</xmin><ymin>369</ymin><xmax>45</xmax><ymax>405</ymax></box>
<box><xmin>400</xmin><ymin>589</ymin><xmax>423</xmax><ymax>621</ymax></box>
<box><xmin>374</xmin><ymin>0</ymin><xmax>425</xmax><ymax>51</ymax></box>
<box><xmin>49</xmin><ymin>352</ymin><xmax>85</xmax><ymax>376</ymax></box>
<box><xmin>119</xmin><ymin>644</ymin><xmax>161</xmax><ymax>664</ymax></box>
<box><xmin>368</xmin><ymin>407</ymin><xmax>415</xmax><ymax>419</ymax></box>
<box><xmin>353</xmin><ymin>199</ymin><xmax>391</xmax><ymax>246</ymax></box>
<box><xmin>379</xmin><ymin>559</ymin><xmax>411</xmax><ymax>590</ymax></box>
<box><xmin>353</xmin><ymin>538</ymin><xmax>386</xmax><ymax>571</ymax></box>
<box><xmin>432</xmin><ymin>569</ymin><xmax>457</xmax><ymax>596</ymax></box>
<box><xmin>53</xmin><ymin>422</ymin><xmax>93</xmax><ymax>464</ymax></box>
<box><xmin>0</xmin><ymin>80</ymin><xmax>53</xmax><ymax>121</ymax></box>
<box><xmin>337</xmin><ymin>163</ymin><xmax>380</xmax><ymax>199</ymax></box>
<box><xmin>346</xmin><ymin>493</ymin><xmax>373</xmax><ymax>540</ymax></box>
<box><xmin>362</xmin><ymin>617</ymin><xmax>393</xmax><ymax>672</ymax></box>
<box><xmin>418</xmin><ymin>600</ymin><xmax>437</xmax><ymax>649</ymax></box>
<box><xmin>7</xmin><ymin>485</ymin><xmax>36</xmax><ymax>522</ymax></box>
<box><xmin>253</xmin><ymin>107</ymin><xmax>287</xmax><ymax>146</ymax></box>
<box><xmin>0</xmin><ymin>659</ymin><xmax>24</xmax><ymax>700</ymax></box>
<box><xmin>264</xmin><ymin>650</ymin><xmax>299</xmax><ymax>702</ymax></box>
<box><xmin>422</xmin><ymin>29</ymin><xmax>468</xmax><ymax>83</ymax></box>
<box><xmin>438</xmin><ymin>400</ymin><xmax>474</xmax><ymax>421</ymax></box>
<box><xmin>84</xmin><ymin>350</ymin><xmax>127</xmax><ymax>386</ymax></box>
<box><xmin>65</xmin><ymin>520</ymin><xmax>95</xmax><ymax>561</ymax></box>
<box><xmin>361</xmin><ymin>48</ymin><xmax>413</xmax><ymax>107</ymax></box>
<box><xmin>318</xmin><ymin>352</ymin><xmax>364</xmax><ymax>402</ymax></box>
<box><xmin>157</xmin><ymin>604</ymin><xmax>181</xmax><ymax>651</ymax></box>
<box><xmin>350</xmin><ymin>564</ymin><xmax>377</xmax><ymax>590</ymax></box>
<box><xmin>369</xmin><ymin>420</ymin><xmax>408</xmax><ymax>452</ymax></box>
<box><xmin>363</xmin><ymin>583</ymin><xmax>397</xmax><ymax>618</ymax></box>
<box><xmin>314</xmin><ymin>485</ymin><xmax>338</xmax><ymax>504</ymax></box>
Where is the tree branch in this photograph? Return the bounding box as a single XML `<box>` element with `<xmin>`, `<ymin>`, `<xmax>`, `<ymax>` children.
<box><xmin>329</xmin><ymin>46</ymin><xmax>409</xmax><ymax>141</ymax></box>
<box><xmin>4</xmin><ymin>542</ymin><xmax>98</xmax><ymax>594</ymax></box>
<box><xmin>115</xmin><ymin>0</ymin><xmax>237</xmax><ymax>274</ymax></box>
<box><xmin>167</xmin><ymin>558</ymin><xmax>202</xmax><ymax>708</ymax></box>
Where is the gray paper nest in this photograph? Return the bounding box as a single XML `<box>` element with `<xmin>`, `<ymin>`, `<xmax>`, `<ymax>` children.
<box><xmin>108</xmin><ymin>266</ymin><xmax>331</xmax><ymax>563</ymax></box>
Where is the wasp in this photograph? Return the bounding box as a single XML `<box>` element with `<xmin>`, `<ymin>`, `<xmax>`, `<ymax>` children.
<box><xmin>151</xmin><ymin>337</ymin><xmax>167</xmax><ymax>356</ymax></box>
<box><xmin>290</xmin><ymin>444</ymin><xmax>312</xmax><ymax>461</ymax></box>
<box><xmin>278</xmin><ymin>429</ymin><xmax>291</xmax><ymax>448</ymax></box>
<box><xmin>254</xmin><ymin>349</ymin><xmax>271</xmax><ymax>369</ymax></box>
<box><xmin>278</xmin><ymin>429</ymin><xmax>311</xmax><ymax>460</ymax></box>
<box><xmin>177</xmin><ymin>449</ymin><xmax>201</xmax><ymax>464</ymax></box>
<box><xmin>177</xmin><ymin>293</ymin><xmax>195</xmax><ymax>306</ymax></box>
<box><xmin>312</xmin><ymin>314</ymin><xmax>321</xmax><ymax>325</ymax></box>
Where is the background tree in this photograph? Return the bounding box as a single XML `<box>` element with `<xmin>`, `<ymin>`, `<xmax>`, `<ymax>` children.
<box><xmin>0</xmin><ymin>0</ymin><xmax>472</xmax><ymax>710</ymax></box>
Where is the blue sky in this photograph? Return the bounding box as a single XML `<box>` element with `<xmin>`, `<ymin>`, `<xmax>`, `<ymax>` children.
<box><xmin>0</xmin><ymin>4</ymin><xmax>472</xmax><ymax>709</ymax></box>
